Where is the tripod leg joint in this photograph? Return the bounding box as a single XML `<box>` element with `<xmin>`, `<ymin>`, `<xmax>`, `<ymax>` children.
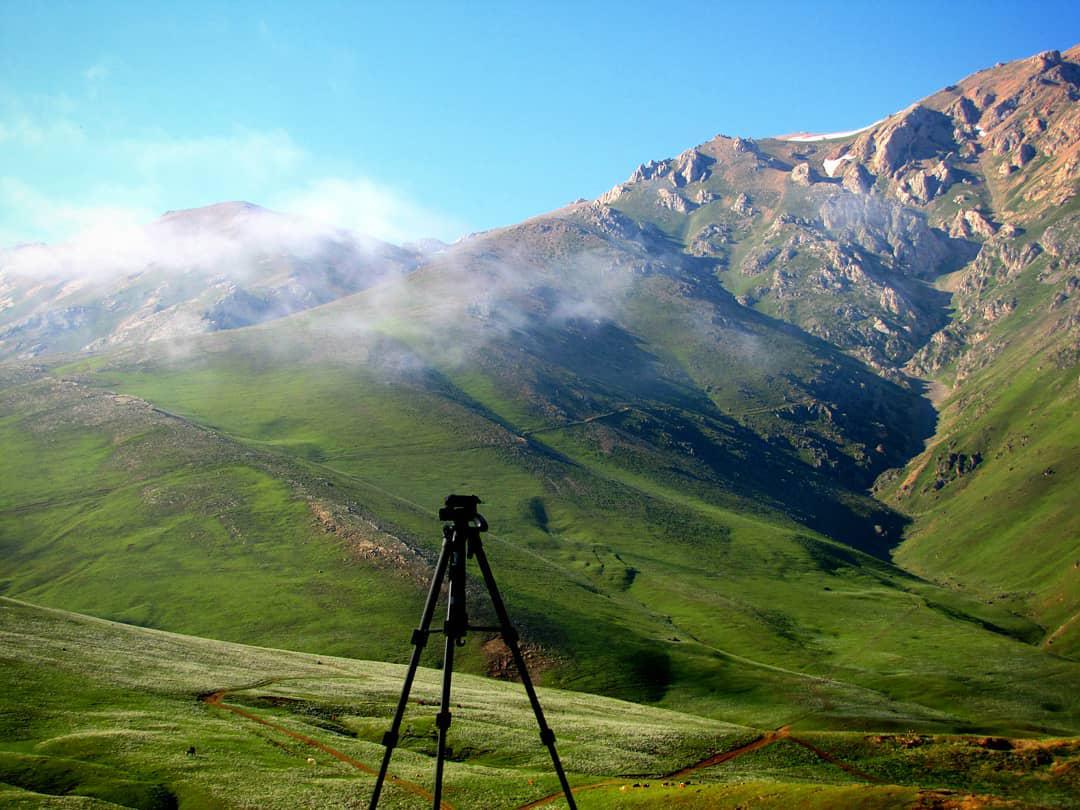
<box><xmin>502</xmin><ymin>626</ymin><xmax>519</xmax><ymax>644</ymax></box>
<box><xmin>410</xmin><ymin>628</ymin><xmax>428</xmax><ymax>647</ymax></box>
<box><xmin>435</xmin><ymin>711</ymin><xmax>452</xmax><ymax>730</ymax></box>
<box><xmin>381</xmin><ymin>730</ymin><xmax>399</xmax><ymax>749</ymax></box>
<box><xmin>539</xmin><ymin>728</ymin><xmax>556</xmax><ymax>746</ymax></box>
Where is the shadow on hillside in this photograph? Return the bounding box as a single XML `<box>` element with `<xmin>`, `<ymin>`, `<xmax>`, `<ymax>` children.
<box><xmin>464</xmin><ymin>312</ymin><xmax>932</xmax><ymax>560</ymax></box>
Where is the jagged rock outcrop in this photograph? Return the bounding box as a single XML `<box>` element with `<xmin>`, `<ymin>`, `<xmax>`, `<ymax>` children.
<box><xmin>948</xmin><ymin>209</ymin><xmax>998</xmax><ymax>240</ymax></box>
<box><xmin>655</xmin><ymin>188</ymin><xmax>693</xmax><ymax>213</ymax></box>
<box><xmin>629</xmin><ymin>159</ymin><xmax>673</xmax><ymax>183</ymax></box>
<box><xmin>671</xmin><ymin>149</ymin><xmax>712</xmax><ymax>186</ymax></box>
<box><xmin>578</xmin><ymin>202</ymin><xmax>642</xmax><ymax>241</ymax></box>
<box><xmin>850</xmin><ymin>105</ymin><xmax>956</xmax><ymax>177</ymax></box>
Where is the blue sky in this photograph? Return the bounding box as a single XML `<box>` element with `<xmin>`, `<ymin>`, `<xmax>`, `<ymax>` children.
<box><xmin>1</xmin><ymin>1</ymin><xmax>1078</xmax><ymax>247</ymax></box>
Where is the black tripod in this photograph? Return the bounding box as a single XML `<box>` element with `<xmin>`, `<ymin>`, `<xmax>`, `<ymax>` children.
<box><xmin>368</xmin><ymin>495</ymin><xmax>577</xmax><ymax>810</ymax></box>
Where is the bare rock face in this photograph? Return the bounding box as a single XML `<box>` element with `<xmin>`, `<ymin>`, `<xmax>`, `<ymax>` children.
<box><xmin>790</xmin><ymin>162</ymin><xmax>815</xmax><ymax>186</ymax></box>
<box><xmin>948</xmin><ymin>96</ymin><xmax>981</xmax><ymax>126</ymax></box>
<box><xmin>655</xmin><ymin>187</ymin><xmax>693</xmax><ymax>213</ymax></box>
<box><xmin>949</xmin><ymin>209</ymin><xmax>998</xmax><ymax>240</ymax></box>
<box><xmin>1030</xmin><ymin>49</ymin><xmax>1063</xmax><ymax>72</ymax></box>
<box><xmin>671</xmin><ymin>149</ymin><xmax>712</xmax><ymax>186</ymax></box>
<box><xmin>629</xmin><ymin>159</ymin><xmax>673</xmax><ymax>183</ymax></box>
<box><xmin>850</xmin><ymin>105</ymin><xmax>956</xmax><ymax>176</ymax></box>
<box><xmin>842</xmin><ymin>163</ymin><xmax>874</xmax><ymax>195</ymax></box>
<box><xmin>597</xmin><ymin>183</ymin><xmax>628</xmax><ymax>205</ymax></box>
<box><xmin>900</xmin><ymin>162</ymin><xmax>954</xmax><ymax>204</ymax></box>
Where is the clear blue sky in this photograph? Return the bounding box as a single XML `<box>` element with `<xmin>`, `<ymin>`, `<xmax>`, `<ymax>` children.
<box><xmin>1</xmin><ymin>1</ymin><xmax>1078</xmax><ymax>246</ymax></box>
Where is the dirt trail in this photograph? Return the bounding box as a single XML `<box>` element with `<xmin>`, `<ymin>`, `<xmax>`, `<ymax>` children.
<box><xmin>203</xmin><ymin>686</ymin><xmax>448</xmax><ymax>809</ymax></box>
<box><xmin>515</xmin><ymin>723</ymin><xmax>900</xmax><ymax>809</ymax></box>
<box><xmin>521</xmin><ymin>408</ymin><xmax>632</xmax><ymax>438</ymax></box>
<box><xmin>668</xmin><ymin>726</ymin><xmax>790</xmax><ymax>779</ymax></box>
<box><xmin>787</xmin><ymin>735</ymin><xmax>883</xmax><ymax>783</ymax></box>
<box><xmin>517</xmin><ymin>726</ymin><xmax>795</xmax><ymax>809</ymax></box>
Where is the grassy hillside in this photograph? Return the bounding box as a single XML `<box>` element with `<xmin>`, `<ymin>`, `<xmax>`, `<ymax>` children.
<box><xmin>879</xmin><ymin>202</ymin><xmax>1080</xmax><ymax>657</ymax></box>
<box><xmin>2</xmin><ymin>305</ymin><xmax>1074</xmax><ymax>737</ymax></box>
<box><xmin>2</xmin><ymin>598</ymin><xmax>1077</xmax><ymax>809</ymax></box>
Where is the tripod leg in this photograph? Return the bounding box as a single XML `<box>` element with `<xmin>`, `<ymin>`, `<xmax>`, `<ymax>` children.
<box><xmin>369</xmin><ymin>533</ymin><xmax>452</xmax><ymax>810</ymax></box>
<box><xmin>433</xmin><ymin>528</ymin><xmax>467</xmax><ymax>810</ymax></box>
<box><xmin>471</xmin><ymin>540</ymin><xmax>578</xmax><ymax>810</ymax></box>
<box><xmin>432</xmin><ymin>620</ymin><xmax>456</xmax><ymax>809</ymax></box>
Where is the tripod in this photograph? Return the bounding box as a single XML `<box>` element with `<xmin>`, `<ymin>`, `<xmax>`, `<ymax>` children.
<box><xmin>368</xmin><ymin>495</ymin><xmax>577</xmax><ymax>810</ymax></box>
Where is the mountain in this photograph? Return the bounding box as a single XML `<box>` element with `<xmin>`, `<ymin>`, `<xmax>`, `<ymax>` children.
<box><xmin>1</xmin><ymin>43</ymin><xmax>1078</xmax><ymax>804</ymax></box>
<box><xmin>0</xmin><ymin>201</ymin><xmax>420</xmax><ymax>360</ymax></box>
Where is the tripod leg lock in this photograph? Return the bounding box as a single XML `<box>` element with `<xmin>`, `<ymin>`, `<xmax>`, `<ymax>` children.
<box><xmin>539</xmin><ymin>728</ymin><xmax>556</xmax><ymax>746</ymax></box>
<box><xmin>381</xmin><ymin>730</ymin><xmax>399</xmax><ymax>749</ymax></box>
<box><xmin>435</xmin><ymin>711</ymin><xmax>453</xmax><ymax>730</ymax></box>
<box><xmin>410</xmin><ymin>628</ymin><xmax>428</xmax><ymax>647</ymax></box>
<box><xmin>502</xmin><ymin>627</ymin><xmax>519</xmax><ymax>644</ymax></box>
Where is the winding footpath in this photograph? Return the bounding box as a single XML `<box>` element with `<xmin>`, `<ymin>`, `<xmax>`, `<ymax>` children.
<box><xmin>202</xmin><ymin>683</ymin><xmax>450</xmax><ymax>809</ymax></box>
<box><xmin>515</xmin><ymin>724</ymin><xmax>885</xmax><ymax>809</ymax></box>
<box><xmin>205</xmin><ymin>683</ymin><xmax>885</xmax><ymax>810</ymax></box>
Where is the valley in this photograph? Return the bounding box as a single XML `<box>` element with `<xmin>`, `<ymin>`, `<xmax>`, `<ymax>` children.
<box><xmin>0</xmin><ymin>42</ymin><xmax>1078</xmax><ymax>808</ymax></box>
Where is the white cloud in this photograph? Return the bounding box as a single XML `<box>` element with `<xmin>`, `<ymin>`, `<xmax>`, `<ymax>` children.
<box><xmin>274</xmin><ymin>177</ymin><xmax>464</xmax><ymax>245</ymax></box>
<box><xmin>0</xmin><ymin>178</ymin><xmax>154</xmax><ymax>244</ymax></box>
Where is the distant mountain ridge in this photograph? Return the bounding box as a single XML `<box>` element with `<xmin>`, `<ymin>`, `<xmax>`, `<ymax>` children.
<box><xmin>0</xmin><ymin>201</ymin><xmax>420</xmax><ymax>359</ymax></box>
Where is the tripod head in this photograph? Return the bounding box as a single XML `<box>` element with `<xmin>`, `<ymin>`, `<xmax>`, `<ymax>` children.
<box><xmin>438</xmin><ymin>494</ymin><xmax>488</xmax><ymax>532</ymax></box>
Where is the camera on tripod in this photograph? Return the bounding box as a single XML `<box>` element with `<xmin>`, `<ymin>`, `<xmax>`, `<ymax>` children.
<box><xmin>369</xmin><ymin>492</ymin><xmax>575</xmax><ymax>809</ymax></box>
<box><xmin>438</xmin><ymin>494</ymin><xmax>485</xmax><ymax>526</ymax></box>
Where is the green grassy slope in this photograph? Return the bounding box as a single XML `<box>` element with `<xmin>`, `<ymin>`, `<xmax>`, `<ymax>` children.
<box><xmin>2</xmin><ymin>599</ymin><xmax>1077</xmax><ymax>809</ymax></box>
<box><xmin>3</xmin><ymin>295</ymin><xmax>1071</xmax><ymax>737</ymax></box>
<box><xmin>879</xmin><ymin>202</ymin><xmax>1080</xmax><ymax>657</ymax></box>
